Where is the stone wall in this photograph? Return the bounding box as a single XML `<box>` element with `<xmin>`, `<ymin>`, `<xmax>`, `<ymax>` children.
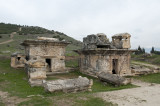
<box><xmin>25</xmin><ymin>58</ymin><xmax>47</xmax><ymax>86</ymax></box>
<box><xmin>22</xmin><ymin>39</ymin><xmax>69</xmax><ymax>72</ymax></box>
<box><xmin>11</xmin><ymin>53</ymin><xmax>26</xmax><ymax>68</ymax></box>
<box><xmin>112</xmin><ymin>33</ymin><xmax>131</xmax><ymax>49</ymax></box>
<box><xmin>77</xmin><ymin>50</ymin><xmax>131</xmax><ymax>76</ymax></box>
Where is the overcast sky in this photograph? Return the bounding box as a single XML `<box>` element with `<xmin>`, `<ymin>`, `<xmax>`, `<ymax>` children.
<box><xmin>0</xmin><ymin>0</ymin><xmax>160</xmax><ymax>49</ymax></box>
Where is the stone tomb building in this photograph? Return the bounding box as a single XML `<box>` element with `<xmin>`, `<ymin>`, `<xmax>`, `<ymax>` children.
<box><xmin>11</xmin><ymin>53</ymin><xmax>26</xmax><ymax>68</ymax></box>
<box><xmin>75</xmin><ymin>33</ymin><xmax>134</xmax><ymax>77</ymax></box>
<box><xmin>21</xmin><ymin>37</ymin><xmax>70</xmax><ymax>86</ymax></box>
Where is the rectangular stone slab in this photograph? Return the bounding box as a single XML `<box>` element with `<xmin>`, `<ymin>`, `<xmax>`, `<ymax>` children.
<box><xmin>98</xmin><ymin>72</ymin><xmax>131</xmax><ymax>86</ymax></box>
<box><xmin>43</xmin><ymin>76</ymin><xmax>93</xmax><ymax>93</ymax></box>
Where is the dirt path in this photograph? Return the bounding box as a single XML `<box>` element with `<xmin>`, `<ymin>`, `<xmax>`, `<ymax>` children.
<box><xmin>95</xmin><ymin>79</ymin><xmax>160</xmax><ymax>106</ymax></box>
<box><xmin>132</xmin><ymin>61</ymin><xmax>160</xmax><ymax>69</ymax></box>
<box><xmin>0</xmin><ymin>39</ymin><xmax>14</xmax><ymax>45</ymax></box>
<box><xmin>0</xmin><ymin>90</ymin><xmax>29</xmax><ymax>106</ymax></box>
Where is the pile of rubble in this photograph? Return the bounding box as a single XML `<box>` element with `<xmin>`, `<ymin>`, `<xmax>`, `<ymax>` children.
<box><xmin>131</xmin><ymin>64</ymin><xmax>160</xmax><ymax>76</ymax></box>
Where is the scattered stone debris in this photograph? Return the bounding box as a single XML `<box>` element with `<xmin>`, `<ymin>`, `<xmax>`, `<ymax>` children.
<box><xmin>43</xmin><ymin>76</ymin><xmax>93</xmax><ymax>93</ymax></box>
<box><xmin>131</xmin><ymin>64</ymin><xmax>160</xmax><ymax>76</ymax></box>
<box><xmin>98</xmin><ymin>72</ymin><xmax>131</xmax><ymax>86</ymax></box>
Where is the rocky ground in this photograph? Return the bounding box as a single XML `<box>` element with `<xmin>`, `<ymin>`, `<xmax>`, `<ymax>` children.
<box><xmin>96</xmin><ymin>79</ymin><xmax>160</xmax><ymax>106</ymax></box>
<box><xmin>0</xmin><ymin>91</ymin><xmax>29</xmax><ymax>106</ymax></box>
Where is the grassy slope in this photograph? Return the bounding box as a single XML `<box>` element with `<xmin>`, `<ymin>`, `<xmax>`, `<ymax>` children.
<box><xmin>131</xmin><ymin>54</ymin><xmax>160</xmax><ymax>65</ymax></box>
<box><xmin>131</xmin><ymin>54</ymin><xmax>160</xmax><ymax>84</ymax></box>
<box><xmin>0</xmin><ymin>58</ymin><xmax>135</xmax><ymax>105</ymax></box>
<box><xmin>0</xmin><ymin>23</ymin><xmax>82</xmax><ymax>56</ymax></box>
<box><xmin>134</xmin><ymin>73</ymin><xmax>160</xmax><ymax>84</ymax></box>
<box><xmin>0</xmin><ymin>33</ymin><xmax>81</xmax><ymax>56</ymax></box>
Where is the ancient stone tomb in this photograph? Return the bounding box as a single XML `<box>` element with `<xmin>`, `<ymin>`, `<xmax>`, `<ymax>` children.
<box><xmin>11</xmin><ymin>53</ymin><xmax>26</xmax><ymax>68</ymax></box>
<box><xmin>75</xmin><ymin>33</ymin><xmax>134</xmax><ymax>77</ymax></box>
<box><xmin>21</xmin><ymin>37</ymin><xmax>70</xmax><ymax>86</ymax></box>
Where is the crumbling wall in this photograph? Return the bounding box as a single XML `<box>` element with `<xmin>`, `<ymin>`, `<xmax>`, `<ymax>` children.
<box><xmin>23</xmin><ymin>41</ymin><xmax>67</xmax><ymax>72</ymax></box>
<box><xmin>112</xmin><ymin>33</ymin><xmax>131</xmax><ymax>49</ymax></box>
<box><xmin>25</xmin><ymin>59</ymin><xmax>47</xmax><ymax>86</ymax></box>
<box><xmin>79</xmin><ymin>53</ymin><xmax>131</xmax><ymax>76</ymax></box>
<box><xmin>11</xmin><ymin>53</ymin><xmax>26</xmax><ymax>68</ymax></box>
<box><xmin>83</xmin><ymin>33</ymin><xmax>110</xmax><ymax>50</ymax></box>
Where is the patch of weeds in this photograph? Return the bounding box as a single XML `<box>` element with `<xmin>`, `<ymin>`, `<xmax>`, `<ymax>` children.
<box><xmin>0</xmin><ymin>97</ymin><xmax>5</xmax><ymax>106</ymax></box>
<box><xmin>46</xmin><ymin>76</ymin><xmax>59</xmax><ymax>80</ymax></box>
<box><xmin>0</xmin><ymin>59</ymin><xmax>47</xmax><ymax>97</ymax></box>
<box><xmin>134</xmin><ymin>73</ymin><xmax>160</xmax><ymax>84</ymax></box>
<box><xmin>65</xmin><ymin>59</ymin><xmax>78</xmax><ymax>67</ymax></box>
<box><xmin>18</xmin><ymin>97</ymin><xmax>52</xmax><ymax>106</ymax></box>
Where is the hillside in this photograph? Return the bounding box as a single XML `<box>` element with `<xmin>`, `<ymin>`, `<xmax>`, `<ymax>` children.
<box><xmin>0</xmin><ymin>23</ymin><xmax>82</xmax><ymax>56</ymax></box>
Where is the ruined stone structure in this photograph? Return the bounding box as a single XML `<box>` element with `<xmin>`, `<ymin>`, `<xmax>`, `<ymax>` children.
<box><xmin>11</xmin><ymin>53</ymin><xmax>26</xmax><ymax>68</ymax></box>
<box><xmin>76</xmin><ymin>33</ymin><xmax>134</xmax><ymax>77</ymax></box>
<box><xmin>20</xmin><ymin>37</ymin><xmax>69</xmax><ymax>86</ymax></box>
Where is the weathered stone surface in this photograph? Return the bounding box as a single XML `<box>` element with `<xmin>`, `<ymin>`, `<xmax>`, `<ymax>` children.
<box><xmin>43</xmin><ymin>76</ymin><xmax>93</xmax><ymax>93</ymax></box>
<box><xmin>29</xmin><ymin>79</ymin><xmax>44</xmax><ymax>87</ymax></box>
<box><xmin>37</xmin><ymin>37</ymin><xmax>59</xmax><ymax>41</ymax></box>
<box><xmin>131</xmin><ymin>64</ymin><xmax>160</xmax><ymax>75</ymax></box>
<box><xmin>10</xmin><ymin>53</ymin><xmax>26</xmax><ymax>68</ymax></box>
<box><xmin>97</xmin><ymin>33</ymin><xmax>110</xmax><ymax>44</ymax></box>
<box><xmin>21</xmin><ymin>37</ymin><xmax>70</xmax><ymax>72</ymax></box>
<box><xmin>25</xmin><ymin>59</ymin><xmax>47</xmax><ymax>86</ymax></box>
<box><xmin>75</xmin><ymin>32</ymin><xmax>135</xmax><ymax>78</ymax></box>
<box><xmin>112</xmin><ymin>33</ymin><xmax>131</xmax><ymax>49</ymax></box>
<box><xmin>83</xmin><ymin>33</ymin><xmax>111</xmax><ymax>50</ymax></box>
<box><xmin>26</xmin><ymin>59</ymin><xmax>47</xmax><ymax>78</ymax></box>
<box><xmin>98</xmin><ymin>72</ymin><xmax>131</xmax><ymax>86</ymax></box>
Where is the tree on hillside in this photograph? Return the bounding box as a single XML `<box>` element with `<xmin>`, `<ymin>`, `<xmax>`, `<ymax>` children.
<box><xmin>150</xmin><ymin>47</ymin><xmax>155</xmax><ymax>54</ymax></box>
<box><xmin>138</xmin><ymin>46</ymin><xmax>142</xmax><ymax>52</ymax></box>
<box><xmin>135</xmin><ymin>46</ymin><xmax>145</xmax><ymax>55</ymax></box>
<box><xmin>142</xmin><ymin>48</ymin><xmax>145</xmax><ymax>54</ymax></box>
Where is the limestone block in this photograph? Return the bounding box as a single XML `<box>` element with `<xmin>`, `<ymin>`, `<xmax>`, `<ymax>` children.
<box><xmin>37</xmin><ymin>37</ymin><xmax>59</xmax><ymax>41</ymax></box>
<box><xmin>28</xmin><ymin>61</ymin><xmax>46</xmax><ymax>68</ymax></box>
<box><xmin>98</xmin><ymin>72</ymin><xmax>131</xmax><ymax>86</ymax></box>
<box><xmin>28</xmin><ymin>68</ymin><xmax>47</xmax><ymax>79</ymax></box>
<box><xmin>29</xmin><ymin>79</ymin><xmax>44</xmax><ymax>87</ymax></box>
<box><xmin>43</xmin><ymin>76</ymin><xmax>93</xmax><ymax>93</ymax></box>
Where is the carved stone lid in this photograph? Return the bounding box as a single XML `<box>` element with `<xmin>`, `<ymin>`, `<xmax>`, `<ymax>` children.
<box><xmin>112</xmin><ymin>33</ymin><xmax>131</xmax><ymax>38</ymax></box>
<box><xmin>21</xmin><ymin>39</ymin><xmax>70</xmax><ymax>46</ymax></box>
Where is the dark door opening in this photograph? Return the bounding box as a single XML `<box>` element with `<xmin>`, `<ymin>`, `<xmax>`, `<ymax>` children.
<box><xmin>112</xmin><ymin>59</ymin><xmax>118</xmax><ymax>74</ymax></box>
<box><xmin>25</xmin><ymin>56</ymin><xmax>29</xmax><ymax>61</ymax></box>
<box><xmin>46</xmin><ymin>59</ymin><xmax>51</xmax><ymax>68</ymax></box>
<box><xmin>17</xmin><ymin>57</ymin><xmax>21</xmax><ymax>61</ymax></box>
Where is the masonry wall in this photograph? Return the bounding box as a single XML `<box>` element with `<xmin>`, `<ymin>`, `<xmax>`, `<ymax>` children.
<box><xmin>25</xmin><ymin>45</ymin><xmax>66</xmax><ymax>72</ymax></box>
<box><xmin>11</xmin><ymin>55</ymin><xmax>26</xmax><ymax>68</ymax></box>
<box><xmin>79</xmin><ymin>53</ymin><xmax>131</xmax><ymax>76</ymax></box>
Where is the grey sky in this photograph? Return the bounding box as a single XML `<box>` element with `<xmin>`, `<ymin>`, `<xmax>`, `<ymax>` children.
<box><xmin>0</xmin><ymin>0</ymin><xmax>160</xmax><ymax>49</ymax></box>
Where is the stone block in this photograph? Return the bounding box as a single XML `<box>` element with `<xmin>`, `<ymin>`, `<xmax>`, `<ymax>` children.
<box><xmin>43</xmin><ymin>76</ymin><xmax>93</xmax><ymax>93</ymax></box>
<box><xmin>98</xmin><ymin>72</ymin><xmax>131</xmax><ymax>86</ymax></box>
